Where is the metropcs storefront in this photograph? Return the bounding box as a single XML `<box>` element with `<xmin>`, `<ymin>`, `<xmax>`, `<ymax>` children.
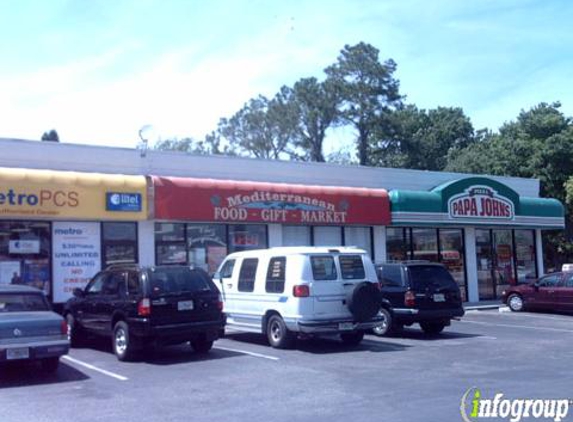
<box><xmin>0</xmin><ymin>167</ymin><xmax>147</xmax><ymax>304</ymax></box>
<box><xmin>388</xmin><ymin>177</ymin><xmax>564</xmax><ymax>302</ymax></box>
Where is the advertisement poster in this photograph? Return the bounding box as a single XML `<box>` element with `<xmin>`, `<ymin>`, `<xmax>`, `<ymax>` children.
<box><xmin>52</xmin><ymin>222</ymin><xmax>101</xmax><ymax>303</ymax></box>
<box><xmin>0</xmin><ymin>261</ymin><xmax>21</xmax><ymax>285</ymax></box>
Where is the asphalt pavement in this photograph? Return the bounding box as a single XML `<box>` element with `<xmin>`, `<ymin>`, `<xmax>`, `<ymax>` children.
<box><xmin>1</xmin><ymin>309</ymin><xmax>573</xmax><ymax>422</ymax></box>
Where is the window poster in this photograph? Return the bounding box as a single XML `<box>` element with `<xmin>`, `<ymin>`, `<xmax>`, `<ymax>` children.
<box><xmin>52</xmin><ymin>222</ymin><xmax>101</xmax><ymax>303</ymax></box>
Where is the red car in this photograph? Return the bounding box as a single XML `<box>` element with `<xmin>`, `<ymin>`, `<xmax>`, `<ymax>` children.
<box><xmin>502</xmin><ymin>272</ymin><xmax>573</xmax><ymax>312</ymax></box>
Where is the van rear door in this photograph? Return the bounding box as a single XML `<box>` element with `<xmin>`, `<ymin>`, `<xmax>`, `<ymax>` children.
<box><xmin>310</xmin><ymin>254</ymin><xmax>366</xmax><ymax>320</ymax></box>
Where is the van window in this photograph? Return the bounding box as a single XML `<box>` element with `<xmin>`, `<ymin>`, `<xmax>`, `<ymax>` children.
<box><xmin>310</xmin><ymin>256</ymin><xmax>337</xmax><ymax>281</ymax></box>
<box><xmin>339</xmin><ymin>255</ymin><xmax>365</xmax><ymax>280</ymax></box>
<box><xmin>220</xmin><ymin>259</ymin><xmax>236</xmax><ymax>278</ymax></box>
<box><xmin>238</xmin><ymin>258</ymin><xmax>258</xmax><ymax>292</ymax></box>
<box><xmin>266</xmin><ymin>257</ymin><xmax>286</xmax><ymax>293</ymax></box>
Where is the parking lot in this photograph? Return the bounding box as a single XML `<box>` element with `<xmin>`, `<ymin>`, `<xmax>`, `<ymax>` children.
<box><xmin>2</xmin><ymin>309</ymin><xmax>573</xmax><ymax>422</ymax></box>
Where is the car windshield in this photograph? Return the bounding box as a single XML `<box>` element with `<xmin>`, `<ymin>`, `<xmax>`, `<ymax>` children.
<box><xmin>149</xmin><ymin>267</ymin><xmax>213</xmax><ymax>297</ymax></box>
<box><xmin>408</xmin><ymin>266</ymin><xmax>458</xmax><ymax>290</ymax></box>
<box><xmin>0</xmin><ymin>293</ymin><xmax>50</xmax><ymax>312</ymax></box>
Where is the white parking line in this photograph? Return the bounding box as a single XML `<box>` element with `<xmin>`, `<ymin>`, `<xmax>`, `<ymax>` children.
<box><xmin>459</xmin><ymin>319</ymin><xmax>573</xmax><ymax>333</ymax></box>
<box><xmin>62</xmin><ymin>356</ymin><xmax>129</xmax><ymax>381</ymax></box>
<box><xmin>214</xmin><ymin>346</ymin><xmax>279</xmax><ymax>361</ymax></box>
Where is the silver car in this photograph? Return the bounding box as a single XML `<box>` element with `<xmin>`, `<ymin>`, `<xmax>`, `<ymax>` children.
<box><xmin>0</xmin><ymin>285</ymin><xmax>69</xmax><ymax>373</ymax></box>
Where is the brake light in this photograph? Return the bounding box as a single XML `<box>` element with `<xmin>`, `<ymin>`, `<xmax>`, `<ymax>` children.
<box><xmin>61</xmin><ymin>320</ymin><xmax>68</xmax><ymax>335</ymax></box>
<box><xmin>404</xmin><ymin>291</ymin><xmax>416</xmax><ymax>307</ymax></box>
<box><xmin>293</xmin><ymin>285</ymin><xmax>310</xmax><ymax>297</ymax></box>
<box><xmin>138</xmin><ymin>298</ymin><xmax>151</xmax><ymax>316</ymax></box>
<box><xmin>217</xmin><ymin>294</ymin><xmax>224</xmax><ymax>311</ymax></box>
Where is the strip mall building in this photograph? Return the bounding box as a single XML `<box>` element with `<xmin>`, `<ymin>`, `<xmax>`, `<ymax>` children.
<box><xmin>0</xmin><ymin>138</ymin><xmax>564</xmax><ymax>304</ymax></box>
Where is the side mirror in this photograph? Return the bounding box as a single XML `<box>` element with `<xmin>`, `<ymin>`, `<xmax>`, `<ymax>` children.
<box><xmin>72</xmin><ymin>288</ymin><xmax>85</xmax><ymax>298</ymax></box>
<box><xmin>532</xmin><ymin>282</ymin><xmax>540</xmax><ymax>291</ymax></box>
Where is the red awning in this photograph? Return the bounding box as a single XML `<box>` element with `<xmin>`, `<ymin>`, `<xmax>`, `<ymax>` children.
<box><xmin>152</xmin><ymin>176</ymin><xmax>390</xmax><ymax>225</ymax></box>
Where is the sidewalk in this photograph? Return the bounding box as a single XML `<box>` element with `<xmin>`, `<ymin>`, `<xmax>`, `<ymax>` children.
<box><xmin>463</xmin><ymin>300</ymin><xmax>505</xmax><ymax>311</ymax></box>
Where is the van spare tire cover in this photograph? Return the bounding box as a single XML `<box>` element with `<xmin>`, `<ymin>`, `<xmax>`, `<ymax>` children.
<box><xmin>347</xmin><ymin>282</ymin><xmax>382</xmax><ymax>322</ymax></box>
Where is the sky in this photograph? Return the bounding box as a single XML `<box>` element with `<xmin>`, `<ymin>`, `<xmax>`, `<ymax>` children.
<box><xmin>1</xmin><ymin>0</ymin><xmax>572</xmax><ymax>154</ymax></box>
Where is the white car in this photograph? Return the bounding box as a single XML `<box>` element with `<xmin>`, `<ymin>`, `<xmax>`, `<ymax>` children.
<box><xmin>214</xmin><ymin>246</ymin><xmax>383</xmax><ymax>348</ymax></box>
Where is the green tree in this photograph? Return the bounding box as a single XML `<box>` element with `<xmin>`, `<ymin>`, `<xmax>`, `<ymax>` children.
<box><xmin>325</xmin><ymin>42</ymin><xmax>402</xmax><ymax>165</ymax></box>
<box><xmin>41</xmin><ymin>129</ymin><xmax>59</xmax><ymax>142</ymax></box>
<box><xmin>370</xmin><ymin>105</ymin><xmax>475</xmax><ymax>171</ymax></box>
<box><xmin>286</xmin><ymin>78</ymin><xmax>340</xmax><ymax>162</ymax></box>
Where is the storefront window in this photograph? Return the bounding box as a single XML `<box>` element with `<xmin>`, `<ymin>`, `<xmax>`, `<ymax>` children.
<box><xmin>313</xmin><ymin>226</ymin><xmax>342</xmax><ymax>246</ymax></box>
<box><xmin>514</xmin><ymin>230</ymin><xmax>537</xmax><ymax>284</ymax></box>
<box><xmin>411</xmin><ymin>228</ymin><xmax>439</xmax><ymax>262</ymax></box>
<box><xmin>155</xmin><ymin>223</ymin><xmax>186</xmax><ymax>265</ymax></box>
<box><xmin>282</xmin><ymin>225</ymin><xmax>311</xmax><ymax>246</ymax></box>
<box><xmin>344</xmin><ymin>227</ymin><xmax>372</xmax><ymax>257</ymax></box>
<box><xmin>386</xmin><ymin>228</ymin><xmax>407</xmax><ymax>261</ymax></box>
<box><xmin>439</xmin><ymin>229</ymin><xmax>466</xmax><ymax>301</ymax></box>
<box><xmin>228</xmin><ymin>224</ymin><xmax>267</xmax><ymax>253</ymax></box>
<box><xmin>0</xmin><ymin>221</ymin><xmax>51</xmax><ymax>294</ymax></box>
<box><xmin>102</xmin><ymin>222</ymin><xmax>138</xmax><ymax>267</ymax></box>
<box><xmin>187</xmin><ymin>224</ymin><xmax>227</xmax><ymax>273</ymax></box>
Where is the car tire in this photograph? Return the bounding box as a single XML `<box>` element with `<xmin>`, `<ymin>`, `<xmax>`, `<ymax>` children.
<box><xmin>507</xmin><ymin>294</ymin><xmax>524</xmax><ymax>312</ymax></box>
<box><xmin>340</xmin><ymin>331</ymin><xmax>365</xmax><ymax>346</ymax></box>
<box><xmin>66</xmin><ymin>313</ymin><xmax>82</xmax><ymax>347</ymax></box>
<box><xmin>266</xmin><ymin>315</ymin><xmax>294</xmax><ymax>349</ymax></box>
<box><xmin>420</xmin><ymin>322</ymin><xmax>446</xmax><ymax>336</ymax></box>
<box><xmin>191</xmin><ymin>337</ymin><xmax>214</xmax><ymax>354</ymax></box>
<box><xmin>112</xmin><ymin>321</ymin><xmax>135</xmax><ymax>361</ymax></box>
<box><xmin>371</xmin><ymin>307</ymin><xmax>393</xmax><ymax>337</ymax></box>
<box><xmin>346</xmin><ymin>282</ymin><xmax>382</xmax><ymax>322</ymax></box>
<box><xmin>40</xmin><ymin>357</ymin><xmax>60</xmax><ymax>373</ymax></box>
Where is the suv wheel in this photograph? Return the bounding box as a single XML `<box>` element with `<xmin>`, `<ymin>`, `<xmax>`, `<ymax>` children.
<box><xmin>372</xmin><ymin>308</ymin><xmax>393</xmax><ymax>337</ymax></box>
<box><xmin>420</xmin><ymin>322</ymin><xmax>446</xmax><ymax>336</ymax></box>
<box><xmin>340</xmin><ymin>331</ymin><xmax>364</xmax><ymax>346</ymax></box>
<box><xmin>507</xmin><ymin>294</ymin><xmax>524</xmax><ymax>312</ymax></box>
<box><xmin>266</xmin><ymin>315</ymin><xmax>294</xmax><ymax>349</ymax></box>
<box><xmin>191</xmin><ymin>337</ymin><xmax>214</xmax><ymax>354</ymax></box>
<box><xmin>113</xmin><ymin>321</ymin><xmax>135</xmax><ymax>361</ymax></box>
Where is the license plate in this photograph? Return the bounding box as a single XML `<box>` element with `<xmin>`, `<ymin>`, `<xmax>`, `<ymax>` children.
<box><xmin>338</xmin><ymin>322</ymin><xmax>355</xmax><ymax>331</ymax></box>
<box><xmin>433</xmin><ymin>293</ymin><xmax>446</xmax><ymax>302</ymax></box>
<box><xmin>177</xmin><ymin>300</ymin><xmax>194</xmax><ymax>311</ymax></box>
<box><xmin>7</xmin><ymin>347</ymin><xmax>29</xmax><ymax>360</ymax></box>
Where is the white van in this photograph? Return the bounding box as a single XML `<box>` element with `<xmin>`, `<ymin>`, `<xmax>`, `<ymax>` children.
<box><xmin>214</xmin><ymin>246</ymin><xmax>383</xmax><ymax>348</ymax></box>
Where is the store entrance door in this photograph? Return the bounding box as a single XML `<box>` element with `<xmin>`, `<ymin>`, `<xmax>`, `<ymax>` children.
<box><xmin>475</xmin><ymin>229</ymin><xmax>516</xmax><ymax>301</ymax></box>
<box><xmin>476</xmin><ymin>229</ymin><xmax>495</xmax><ymax>300</ymax></box>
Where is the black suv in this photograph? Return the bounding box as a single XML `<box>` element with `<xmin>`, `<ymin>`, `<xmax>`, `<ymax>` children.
<box><xmin>373</xmin><ymin>262</ymin><xmax>464</xmax><ymax>336</ymax></box>
<box><xmin>64</xmin><ymin>265</ymin><xmax>226</xmax><ymax>361</ymax></box>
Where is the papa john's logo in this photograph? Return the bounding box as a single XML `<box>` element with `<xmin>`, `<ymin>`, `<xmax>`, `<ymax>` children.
<box><xmin>448</xmin><ymin>186</ymin><xmax>514</xmax><ymax>220</ymax></box>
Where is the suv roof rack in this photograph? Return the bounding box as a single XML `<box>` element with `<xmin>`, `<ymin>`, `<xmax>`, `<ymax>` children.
<box><xmin>104</xmin><ymin>263</ymin><xmax>141</xmax><ymax>270</ymax></box>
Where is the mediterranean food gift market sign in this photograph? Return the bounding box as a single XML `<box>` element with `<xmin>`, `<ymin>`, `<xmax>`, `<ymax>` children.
<box><xmin>152</xmin><ymin>176</ymin><xmax>390</xmax><ymax>225</ymax></box>
<box><xmin>0</xmin><ymin>167</ymin><xmax>147</xmax><ymax>220</ymax></box>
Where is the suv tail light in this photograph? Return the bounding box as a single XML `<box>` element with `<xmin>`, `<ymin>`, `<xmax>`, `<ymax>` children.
<box><xmin>293</xmin><ymin>285</ymin><xmax>310</xmax><ymax>297</ymax></box>
<box><xmin>138</xmin><ymin>298</ymin><xmax>151</xmax><ymax>317</ymax></box>
<box><xmin>61</xmin><ymin>320</ymin><xmax>68</xmax><ymax>335</ymax></box>
<box><xmin>404</xmin><ymin>290</ymin><xmax>416</xmax><ymax>307</ymax></box>
<box><xmin>217</xmin><ymin>294</ymin><xmax>224</xmax><ymax>311</ymax></box>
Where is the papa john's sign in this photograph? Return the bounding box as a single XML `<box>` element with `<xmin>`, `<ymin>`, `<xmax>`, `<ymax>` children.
<box><xmin>448</xmin><ymin>185</ymin><xmax>515</xmax><ymax>221</ymax></box>
<box><xmin>152</xmin><ymin>176</ymin><xmax>390</xmax><ymax>225</ymax></box>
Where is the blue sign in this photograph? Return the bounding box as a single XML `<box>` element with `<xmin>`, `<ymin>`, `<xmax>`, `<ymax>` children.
<box><xmin>106</xmin><ymin>192</ymin><xmax>142</xmax><ymax>212</ymax></box>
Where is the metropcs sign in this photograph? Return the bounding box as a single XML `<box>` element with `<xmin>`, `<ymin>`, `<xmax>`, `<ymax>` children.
<box><xmin>448</xmin><ymin>186</ymin><xmax>515</xmax><ymax>220</ymax></box>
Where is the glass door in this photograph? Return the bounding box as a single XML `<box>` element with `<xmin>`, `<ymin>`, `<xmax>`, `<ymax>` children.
<box><xmin>492</xmin><ymin>229</ymin><xmax>515</xmax><ymax>298</ymax></box>
<box><xmin>475</xmin><ymin>229</ymin><xmax>495</xmax><ymax>300</ymax></box>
